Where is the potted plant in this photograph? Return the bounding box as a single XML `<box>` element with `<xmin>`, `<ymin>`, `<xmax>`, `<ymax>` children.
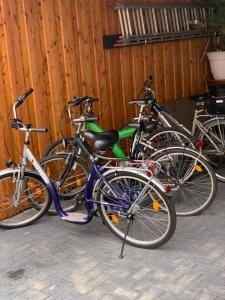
<box><xmin>196</xmin><ymin>0</ymin><xmax>225</xmax><ymax>80</ymax></box>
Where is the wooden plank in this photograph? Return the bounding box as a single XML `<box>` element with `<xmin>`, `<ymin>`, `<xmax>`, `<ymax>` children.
<box><xmin>181</xmin><ymin>39</ymin><xmax>191</xmax><ymax>97</ymax></box>
<box><xmin>189</xmin><ymin>39</ymin><xmax>199</xmax><ymax>95</ymax></box>
<box><xmin>120</xmin><ymin>46</ymin><xmax>135</xmax><ymax>123</ymax></box>
<box><xmin>22</xmin><ymin>0</ymin><xmax>52</xmax><ymax>157</ymax></box>
<box><xmin>0</xmin><ymin>9</ymin><xmax>15</xmax><ymax>166</ymax></box>
<box><xmin>89</xmin><ymin>0</ymin><xmax>111</xmax><ymax>129</ymax></box>
<box><xmin>164</xmin><ymin>41</ymin><xmax>175</xmax><ymax>102</ymax></box>
<box><xmin>35</xmin><ymin>0</ymin><xmax>54</xmax><ymax>145</ymax></box>
<box><xmin>132</xmin><ymin>45</ymin><xmax>145</xmax><ymax>115</ymax></box>
<box><xmin>1</xmin><ymin>0</ymin><xmax>30</xmax><ymax>157</ymax></box>
<box><xmin>173</xmin><ymin>40</ymin><xmax>184</xmax><ymax>99</ymax></box>
<box><xmin>58</xmin><ymin>0</ymin><xmax>81</xmax><ymax>98</ymax></box>
<box><xmin>41</xmin><ymin>0</ymin><xmax>67</xmax><ymax>140</ymax></box>
<box><xmin>154</xmin><ymin>43</ymin><xmax>166</xmax><ymax>103</ymax></box>
<box><xmin>0</xmin><ymin>46</ymin><xmax>13</xmax><ymax>169</ymax></box>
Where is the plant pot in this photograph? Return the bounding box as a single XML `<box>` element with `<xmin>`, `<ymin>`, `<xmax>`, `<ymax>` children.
<box><xmin>207</xmin><ymin>51</ymin><xmax>225</xmax><ymax>80</ymax></box>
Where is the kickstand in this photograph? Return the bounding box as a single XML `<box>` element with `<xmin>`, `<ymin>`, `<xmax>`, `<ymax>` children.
<box><xmin>119</xmin><ymin>214</ymin><xmax>133</xmax><ymax>259</ymax></box>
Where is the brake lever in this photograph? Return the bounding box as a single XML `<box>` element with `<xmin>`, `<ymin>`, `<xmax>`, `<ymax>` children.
<box><xmin>11</xmin><ymin>119</ymin><xmax>24</xmax><ymax>129</ymax></box>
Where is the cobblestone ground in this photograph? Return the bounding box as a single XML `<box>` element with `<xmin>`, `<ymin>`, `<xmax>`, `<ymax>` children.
<box><xmin>1</xmin><ymin>184</ymin><xmax>225</xmax><ymax>300</ymax></box>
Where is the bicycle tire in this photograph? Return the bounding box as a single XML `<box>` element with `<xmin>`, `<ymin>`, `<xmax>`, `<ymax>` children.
<box><xmin>195</xmin><ymin>118</ymin><xmax>225</xmax><ymax>182</ymax></box>
<box><xmin>39</xmin><ymin>154</ymin><xmax>89</xmax><ymax>215</ymax></box>
<box><xmin>151</xmin><ymin>148</ymin><xmax>217</xmax><ymax>216</ymax></box>
<box><xmin>143</xmin><ymin>127</ymin><xmax>195</xmax><ymax>151</ymax></box>
<box><xmin>44</xmin><ymin>137</ymin><xmax>74</xmax><ymax>157</ymax></box>
<box><xmin>96</xmin><ymin>171</ymin><xmax>176</xmax><ymax>249</ymax></box>
<box><xmin>0</xmin><ymin>170</ymin><xmax>51</xmax><ymax>229</ymax></box>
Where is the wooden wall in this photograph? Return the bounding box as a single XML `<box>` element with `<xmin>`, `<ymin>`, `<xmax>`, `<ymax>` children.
<box><xmin>0</xmin><ymin>0</ymin><xmax>211</xmax><ymax>166</ymax></box>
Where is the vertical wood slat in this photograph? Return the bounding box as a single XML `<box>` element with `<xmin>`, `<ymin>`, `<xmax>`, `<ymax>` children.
<box><xmin>0</xmin><ymin>0</ymin><xmax>211</xmax><ymax>170</ymax></box>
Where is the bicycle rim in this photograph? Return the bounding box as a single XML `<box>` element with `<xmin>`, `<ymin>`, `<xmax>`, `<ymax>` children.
<box><xmin>0</xmin><ymin>170</ymin><xmax>51</xmax><ymax>228</ymax></box>
<box><xmin>97</xmin><ymin>172</ymin><xmax>176</xmax><ymax>248</ymax></box>
<box><xmin>153</xmin><ymin>149</ymin><xmax>217</xmax><ymax>216</ymax></box>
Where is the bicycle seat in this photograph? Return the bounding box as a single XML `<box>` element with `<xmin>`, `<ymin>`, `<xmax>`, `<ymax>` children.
<box><xmin>82</xmin><ymin>130</ymin><xmax>119</xmax><ymax>151</ymax></box>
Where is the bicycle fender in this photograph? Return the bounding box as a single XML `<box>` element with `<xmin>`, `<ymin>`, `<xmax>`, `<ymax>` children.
<box><xmin>151</xmin><ymin>146</ymin><xmax>209</xmax><ymax>162</ymax></box>
<box><xmin>0</xmin><ymin>168</ymin><xmax>16</xmax><ymax>176</ymax></box>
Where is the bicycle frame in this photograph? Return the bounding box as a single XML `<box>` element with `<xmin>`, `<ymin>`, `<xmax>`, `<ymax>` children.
<box><xmin>13</xmin><ymin>130</ymin><xmax>68</xmax><ymax>217</ymax></box>
<box><xmin>53</xmin><ymin>135</ymin><xmax>163</xmax><ymax>224</ymax></box>
<box><xmin>14</xmin><ymin>130</ymin><xmax>136</xmax><ymax>224</ymax></box>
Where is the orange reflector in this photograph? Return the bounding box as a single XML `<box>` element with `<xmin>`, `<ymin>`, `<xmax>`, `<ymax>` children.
<box><xmin>46</xmin><ymin>166</ymin><xmax>51</xmax><ymax>177</ymax></box>
<box><xmin>111</xmin><ymin>214</ymin><xmax>120</xmax><ymax>224</ymax></box>
<box><xmin>153</xmin><ymin>201</ymin><xmax>160</xmax><ymax>212</ymax></box>
<box><xmin>27</xmin><ymin>182</ymin><xmax>36</xmax><ymax>188</ymax></box>
<box><xmin>75</xmin><ymin>179</ymin><xmax>82</xmax><ymax>187</ymax></box>
<box><xmin>195</xmin><ymin>164</ymin><xmax>203</xmax><ymax>172</ymax></box>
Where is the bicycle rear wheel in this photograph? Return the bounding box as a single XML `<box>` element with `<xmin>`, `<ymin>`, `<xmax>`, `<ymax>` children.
<box><xmin>152</xmin><ymin>148</ymin><xmax>217</xmax><ymax>216</ymax></box>
<box><xmin>142</xmin><ymin>127</ymin><xmax>195</xmax><ymax>151</ymax></box>
<box><xmin>0</xmin><ymin>170</ymin><xmax>51</xmax><ymax>229</ymax></box>
<box><xmin>96</xmin><ymin>171</ymin><xmax>176</xmax><ymax>249</ymax></box>
<box><xmin>44</xmin><ymin>137</ymin><xmax>74</xmax><ymax>157</ymax></box>
<box><xmin>196</xmin><ymin>118</ymin><xmax>225</xmax><ymax>182</ymax></box>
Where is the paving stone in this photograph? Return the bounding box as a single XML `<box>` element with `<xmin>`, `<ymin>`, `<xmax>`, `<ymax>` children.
<box><xmin>1</xmin><ymin>183</ymin><xmax>225</xmax><ymax>299</ymax></box>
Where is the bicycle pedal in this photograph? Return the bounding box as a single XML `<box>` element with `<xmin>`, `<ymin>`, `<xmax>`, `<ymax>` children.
<box><xmin>62</xmin><ymin>212</ymin><xmax>88</xmax><ymax>222</ymax></box>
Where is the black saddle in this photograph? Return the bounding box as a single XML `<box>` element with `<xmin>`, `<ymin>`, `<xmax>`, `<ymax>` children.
<box><xmin>82</xmin><ymin>130</ymin><xmax>119</xmax><ymax>151</ymax></box>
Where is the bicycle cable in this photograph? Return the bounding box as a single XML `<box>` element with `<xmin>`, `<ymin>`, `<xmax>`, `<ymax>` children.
<box><xmin>2</xmin><ymin>105</ymin><xmax>13</xmax><ymax>159</ymax></box>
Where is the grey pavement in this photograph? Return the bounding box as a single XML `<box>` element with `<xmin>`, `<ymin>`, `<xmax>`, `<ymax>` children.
<box><xmin>1</xmin><ymin>184</ymin><xmax>225</xmax><ymax>300</ymax></box>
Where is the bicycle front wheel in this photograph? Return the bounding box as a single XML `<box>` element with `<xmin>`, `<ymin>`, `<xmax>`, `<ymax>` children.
<box><xmin>152</xmin><ymin>148</ymin><xmax>217</xmax><ymax>216</ymax></box>
<box><xmin>96</xmin><ymin>171</ymin><xmax>176</xmax><ymax>249</ymax></box>
<box><xmin>40</xmin><ymin>154</ymin><xmax>89</xmax><ymax>214</ymax></box>
<box><xmin>0</xmin><ymin>170</ymin><xmax>51</xmax><ymax>229</ymax></box>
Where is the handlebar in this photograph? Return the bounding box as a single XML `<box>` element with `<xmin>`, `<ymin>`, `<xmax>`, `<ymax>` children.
<box><xmin>67</xmin><ymin>95</ymin><xmax>98</xmax><ymax>121</ymax></box>
<box><xmin>15</xmin><ymin>88</ymin><xmax>34</xmax><ymax>109</ymax></box>
<box><xmin>72</xmin><ymin>116</ymin><xmax>99</xmax><ymax>124</ymax></box>
<box><xmin>68</xmin><ymin>96</ymin><xmax>98</xmax><ymax>107</ymax></box>
<box><xmin>11</xmin><ymin>88</ymin><xmax>48</xmax><ymax>134</ymax></box>
<box><xmin>13</xmin><ymin>88</ymin><xmax>34</xmax><ymax>120</ymax></box>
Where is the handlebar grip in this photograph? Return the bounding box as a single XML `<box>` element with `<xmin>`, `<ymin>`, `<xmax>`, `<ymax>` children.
<box><xmin>30</xmin><ymin>128</ymin><xmax>48</xmax><ymax>133</ymax></box>
<box><xmin>15</xmin><ymin>88</ymin><xmax>34</xmax><ymax>108</ymax></box>
<box><xmin>22</xmin><ymin>88</ymin><xmax>34</xmax><ymax>99</ymax></box>
<box><xmin>84</xmin><ymin>116</ymin><xmax>99</xmax><ymax>122</ymax></box>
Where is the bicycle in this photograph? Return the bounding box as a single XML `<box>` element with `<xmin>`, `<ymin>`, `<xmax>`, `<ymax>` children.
<box><xmin>42</xmin><ymin>96</ymin><xmax>217</xmax><ymax>216</ymax></box>
<box><xmin>0</xmin><ymin>89</ymin><xmax>176</xmax><ymax>257</ymax></box>
<box><xmin>142</xmin><ymin>76</ymin><xmax>225</xmax><ymax>182</ymax></box>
